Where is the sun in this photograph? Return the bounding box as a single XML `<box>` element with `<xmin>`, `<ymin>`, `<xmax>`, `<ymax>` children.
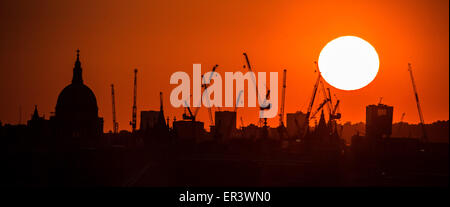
<box><xmin>318</xmin><ymin>36</ymin><xmax>379</xmax><ymax>91</ymax></box>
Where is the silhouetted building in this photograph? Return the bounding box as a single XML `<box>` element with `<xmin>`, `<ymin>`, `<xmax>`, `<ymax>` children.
<box><xmin>286</xmin><ymin>111</ymin><xmax>307</xmax><ymax>138</ymax></box>
<box><xmin>214</xmin><ymin>111</ymin><xmax>236</xmax><ymax>139</ymax></box>
<box><xmin>27</xmin><ymin>105</ymin><xmax>51</xmax><ymax>139</ymax></box>
<box><xmin>314</xmin><ymin>110</ymin><xmax>329</xmax><ymax>139</ymax></box>
<box><xmin>51</xmin><ymin>50</ymin><xmax>103</xmax><ymax>144</ymax></box>
<box><xmin>241</xmin><ymin>124</ymin><xmax>260</xmax><ymax>139</ymax></box>
<box><xmin>140</xmin><ymin>111</ymin><xmax>160</xmax><ymax>132</ymax></box>
<box><xmin>139</xmin><ymin>92</ymin><xmax>168</xmax><ymax>146</ymax></box>
<box><xmin>366</xmin><ymin>104</ymin><xmax>393</xmax><ymax>139</ymax></box>
<box><xmin>27</xmin><ymin>105</ymin><xmax>45</xmax><ymax>126</ymax></box>
<box><xmin>172</xmin><ymin>120</ymin><xmax>204</xmax><ymax>140</ymax></box>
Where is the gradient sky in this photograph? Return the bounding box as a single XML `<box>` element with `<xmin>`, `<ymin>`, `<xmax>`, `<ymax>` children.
<box><xmin>0</xmin><ymin>0</ymin><xmax>448</xmax><ymax>132</ymax></box>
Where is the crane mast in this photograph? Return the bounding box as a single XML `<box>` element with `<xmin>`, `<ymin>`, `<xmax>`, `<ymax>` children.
<box><xmin>302</xmin><ymin>68</ymin><xmax>321</xmax><ymax>138</ymax></box>
<box><xmin>200</xmin><ymin>74</ymin><xmax>214</xmax><ymax>126</ymax></box>
<box><xmin>243</xmin><ymin>53</ymin><xmax>271</xmax><ymax>109</ymax></box>
<box><xmin>111</xmin><ymin>84</ymin><xmax>118</xmax><ymax>134</ymax></box>
<box><xmin>314</xmin><ymin>62</ymin><xmax>341</xmax><ymax>134</ymax></box>
<box><xmin>311</xmin><ymin>98</ymin><xmax>330</xmax><ymax>119</ymax></box>
<box><xmin>243</xmin><ymin>53</ymin><xmax>271</xmax><ymax>127</ymax></box>
<box><xmin>279</xmin><ymin>69</ymin><xmax>287</xmax><ymax>127</ymax></box>
<box><xmin>408</xmin><ymin>63</ymin><xmax>427</xmax><ymax>142</ymax></box>
<box><xmin>202</xmin><ymin>65</ymin><xmax>218</xmax><ymax>126</ymax></box>
<box><xmin>315</xmin><ymin>62</ymin><xmax>332</xmax><ymax>118</ymax></box>
<box><xmin>332</xmin><ymin>100</ymin><xmax>340</xmax><ymax>116</ymax></box>
<box><xmin>306</xmin><ymin>68</ymin><xmax>321</xmax><ymax>121</ymax></box>
<box><xmin>183</xmin><ymin>64</ymin><xmax>218</xmax><ymax>123</ymax></box>
<box><xmin>130</xmin><ymin>69</ymin><xmax>137</xmax><ymax>133</ymax></box>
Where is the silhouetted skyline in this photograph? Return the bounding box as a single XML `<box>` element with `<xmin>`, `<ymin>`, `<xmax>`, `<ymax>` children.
<box><xmin>1</xmin><ymin>1</ymin><xmax>448</xmax><ymax>188</ymax></box>
<box><xmin>0</xmin><ymin>0</ymin><xmax>448</xmax><ymax>132</ymax></box>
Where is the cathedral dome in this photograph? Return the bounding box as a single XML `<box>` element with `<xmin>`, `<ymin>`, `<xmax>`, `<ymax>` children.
<box><xmin>55</xmin><ymin>50</ymin><xmax>98</xmax><ymax>119</ymax></box>
<box><xmin>56</xmin><ymin>83</ymin><xmax>98</xmax><ymax>118</ymax></box>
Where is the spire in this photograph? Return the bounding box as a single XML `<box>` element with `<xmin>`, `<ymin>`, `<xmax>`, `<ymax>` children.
<box><xmin>72</xmin><ymin>49</ymin><xmax>83</xmax><ymax>84</ymax></box>
<box><xmin>317</xmin><ymin>110</ymin><xmax>326</xmax><ymax>130</ymax></box>
<box><xmin>315</xmin><ymin>110</ymin><xmax>329</xmax><ymax>137</ymax></box>
<box><xmin>32</xmin><ymin>105</ymin><xmax>39</xmax><ymax>120</ymax></box>
<box><xmin>158</xmin><ymin>92</ymin><xmax>167</xmax><ymax>128</ymax></box>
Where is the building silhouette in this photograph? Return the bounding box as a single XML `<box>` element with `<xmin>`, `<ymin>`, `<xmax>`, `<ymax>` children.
<box><xmin>214</xmin><ymin>111</ymin><xmax>237</xmax><ymax>140</ymax></box>
<box><xmin>0</xmin><ymin>50</ymin><xmax>447</xmax><ymax>187</ymax></box>
<box><xmin>50</xmin><ymin>50</ymin><xmax>103</xmax><ymax>146</ymax></box>
<box><xmin>366</xmin><ymin>104</ymin><xmax>394</xmax><ymax>139</ymax></box>
<box><xmin>286</xmin><ymin>111</ymin><xmax>307</xmax><ymax>138</ymax></box>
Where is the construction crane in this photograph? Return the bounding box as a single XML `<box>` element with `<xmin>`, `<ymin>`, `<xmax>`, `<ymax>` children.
<box><xmin>111</xmin><ymin>84</ymin><xmax>118</xmax><ymax>133</ymax></box>
<box><xmin>314</xmin><ymin>62</ymin><xmax>333</xmax><ymax>118</ymax></box>
<box><xmin>315</xmin><ymin>62</ymin><xmax>342</xmax><ymax>133</ymax></box>
<box><xmin>199</xmin><ymin>74</ymin><xmax>214</xmax><ymax>125</ymax></box>
<box><xmin>279</xmin><ymin>69</ymin><xmax>287</xmax><ymax>127</ymax></box>
<box><xmin>182</xmin><ymin>99</ymin><xmax>196</xmax><ymax>121</ymax></box>
<box><xmin>183</xmin><ymin>64</ymin><xmax>218</xmax><ymax>123</ymax></box>
<box><xmin>243</xmin><ymin>52</ymin><xmax>271</xmax><ymax>127</ymax></box>
<box><xmin>130</xmin><ymin>69</ymin><xmax>137</xmax><ymax>133</ymax></box>
<box><xmin>276</xmin><ymin>69</ymin><xmax>289</xmax><ymax>139</ymax></box>
<box><xmin>310</xmin><ymin>98</ymin><xmax>330</xmax><ymax>119</ymax></box>
<box><xmin>327</xmin><ymin>88</ymin><xmax>333</xmax><ymax>107</ymax></box>
<box><xmin>303</xmin><ymin>66</ymin><xmax>322</xmax><ymax>137</ymax></box>
<box><xmin>235</xmin><ymin>90</ymin><xmax>244</xmax><ymax>113</ymax></box>
<box><xmin>408</xmin><ymin>63</ymin><xmax>427</xmax><ymax>142</ymax></box>
<box><xmin>243</xmin><ymin>53</ymin><xmax>271</xmax><ymax>110</ymax></box>
<box><xmin>331</xmin><ymin>100</ymin><xmax>341</xmax><ymax>119</ymax></box>
<box><xmin>202</xmin><ymin>64</ymin><xmax>218</xmax><ymax>126</ymax></box>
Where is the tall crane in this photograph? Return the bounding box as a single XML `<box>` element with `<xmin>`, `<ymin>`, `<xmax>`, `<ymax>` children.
<box><xmin>303</xmin><ymin>67</ymin><xmax>322</xmax><ymax>137</ymax></box>
<box><xmin>315</xmin><ymin>62</ymin><xmax>334</xmax><ymax>120</ymax></box>
<box><xmin>243</xmin><ymin>53</ymin><xmax>271</xmax><ymax>109</ymax></box>
<box><xmin>197</xmin><ymin>74</ymin><xmax>215</xmax><ymax>125</ymax></box>
<box><xmin>235</xmin><ymin>90</ymin><xmax>244</xmax><ymax>113</ymax></box>
<box><xmin>202</xmin><ymin>65</ymin><xmax>218</xmax><ymax>126</ymax></box>
<box><xmin>279</xmin><ymin>69</ymin><xmax>287</xmax><ymax>127</ymax></box>
<box><xmin>310</xmin><ymin>98</ymin><xmax>330</xmax><ymax>119</ymax></box>
<box><xmin>183</xmin><ymin>64</ymin><xmax>218</xmax><ymax>124</ymax></box>
<box><xmin>243</xmin><ymin>53</ymin><xmax>271</xmax><ymax>127</ymax></box>
<box><xmin>331</xmin><ymin>100</ymin><xmax>340</xmax><ymax>119</ymax></box>
<box><xmin>408</xmin><ymin>63</ymin><xmax>427</xmax><ymax>142</ymax></box>
<box><xmin>182</xmin><ymin>101</ymin><xmax>196</xmax><ymax>121</ymax></box>
<box><xmin>130</xmin><ymin>69</ymin><xmax>137</xmax><ymax>133</ymax></box>
<box><xmin>111</xmin><ymin>84</ymin><xmax>118</xmax><ymax>133</ymax></box>
<box><xmin>315</xmin><ymin>62</ymin><xmax>341</xmax><ymax>134</ymax></box>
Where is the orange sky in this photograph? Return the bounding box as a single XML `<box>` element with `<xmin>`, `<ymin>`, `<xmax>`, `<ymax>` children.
<box><xmin>0</xmin><ymin>0</ymin><xmax>448</xmax><ymax>132</ymax></box>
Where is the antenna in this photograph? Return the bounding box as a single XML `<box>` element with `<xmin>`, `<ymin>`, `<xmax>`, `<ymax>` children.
<box><xmin>408</xmin><ymin>63</ymin><xmax>427</xmax><ymax>142</ymax></box>
<box><xmin>130</xmin><ymin>69</ymin><xmax>138</xmax><ymax>133</ymax></box>
<box><xmin>111</xmin><ymin>84</ymin><xmax>118</xmax><ymax>133</ymax></box>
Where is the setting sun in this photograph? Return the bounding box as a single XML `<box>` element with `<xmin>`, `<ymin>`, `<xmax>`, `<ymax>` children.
<box><xmin>318</xmin><ymin>36</ymin><xmax>380</xmax><ymax>91</ymax></box>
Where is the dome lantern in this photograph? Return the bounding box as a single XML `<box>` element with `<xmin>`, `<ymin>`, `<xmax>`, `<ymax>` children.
<box><xmin>72</xmin><ymin>49</ymin><xmax>83</xmax><ymax>84</ymax></box>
